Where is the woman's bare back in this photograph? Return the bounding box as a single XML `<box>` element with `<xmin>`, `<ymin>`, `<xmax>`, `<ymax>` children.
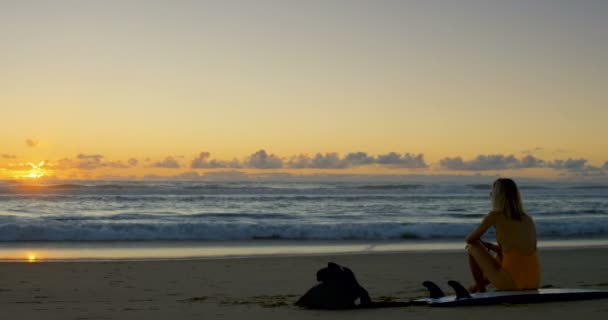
<box><xmin>494</xmin><ymin>212</ymin><xmax>537</xmax><ymax>255</ymax></box>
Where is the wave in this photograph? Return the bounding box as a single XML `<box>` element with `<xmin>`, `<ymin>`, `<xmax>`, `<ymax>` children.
<box><xmin>531</xmin><ymin>209</ymin><xmax>607</xmax><ymax>217</ymax></box>
<box><xmin>467</xmin><ymin>184</ymin><xmax>552</xmax><ymax>190</ymax></box>
<box><xmin>444</xmin><ymin>213</ymin><xmax>486</xmax><ymax>219</ymax></box>
<box><xmin>1</xmin><ymin>218</ymin><xmax>607</xmax><ymax>241</ymax></box>
<box><xmin>567</xmin><ymin>185</ymin><xmax>608</xmax><ymax>190</ymax></box>
<box><xmin>1</xmin><ymin>181</ymin><xmax>607</xmax><ymax>242</ymax></box>
<box><xmin>7</xmin><ymin>183</ymin><xmax>89</xmax><ymax>189</ymax></box>
<box><xmin>46</xmin><ymin>212</ymin><xmax>297</xmax><ymax>222</ymax></box>
<box><xmin>519</xmin><ymin>185</ymin><xmax>551</xmax><ymax>190</ymax></box>
<box><xmin>466</xmin><ymin>184</ymin><xmax>490</xmax><ymax>190</ymax></box>
<box><xmin>354</xmin><ymin>184</ymin><xmax>422</xmax><ymax>190</ymax></box>
<box><xmin>2</xmin><ymin>183</ymin><xmax>150</xmax><ymax>191</ymax></box>
<box><xmin>183</xmin><ymin>184</ymin><xmax>279</xmax><ymax>191</ymax></box>
<box><xmin>0</xmin><ymin>221</ymin><xmax>468</xmax><ymax>241</ymax></box>
<box><xmin>0</xmin><ymin>194</ymin><xmax>448</xmax><ymax>203</ymax></box>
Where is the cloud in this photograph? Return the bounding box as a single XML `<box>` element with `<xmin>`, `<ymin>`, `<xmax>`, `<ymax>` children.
<box><xmin>26</xmin><ymin>139</ymin><xmax>39</xmax><ymax>147</ymax></box>
<box><xmin>310</xmin><ymin>153</ymin><xmax>347</xmax><ymax>169</ymax></box>
<box><xmin>49</xmin><ymin>158</ymin><xmax>77</xmax><ymax>170</ymax></box>
<box><xmin>306</xmin><ymin>152</ymin><xmax>377</xmax><ymax>169</ymax></box>
<box><xmin>286</xmin><ymin>154</ymin><xmax>313</xmax><ymax>169</ymax></box>
<box><xmin>75</xmin><ymin>154</ymin><xmax>105</xmax><ymax>170</ymax></box>
<box><xmin>191</xmin><ymin>152</ymin><xmax>241</xmax><ymax>169</ymax></box>
<box><xmin>439</xmin><ymin>154</ymin><xmax>601</xmax><ymax>174</ymax></box>
<box><xmin>75</xmin><ymin>154</ymin><xmax>134</xmax><ymax>170</ymax></box>
<box><xmin>151</xmin><ymin>156</ymin><xmax>181</xmax><ymax>169</ymax></box>
<box><xmin>519</xmin><ymin>155</ymin><xmax>545</xmax><ymax>168</ymax></box>
<box><xmin>552</xmin><ymin>161</ymin><xmax>604</xmax><ymax>177</ymax></box>
<box><xmin>440</xmin><ymin>154</ymin><xmax>543</xmax><ymax>171</ymax></box>
<box><xmin>287</xmin><ymin>153</ymin><xmax>351</xmax><ymax>169</ymax></box>
<box><xmin>5</xmin><ymin>162</ymin><xmax>34</xmax><ymax>170</ymax></box>
<box><xmin>376</xmin><ymin>152</ymin><xmax>428</xmax><ymax>168</ymax></box>
<box><xmin>245</xmin><ymin>150</ymin><xmax>283</xmax><ymax>169</ymax></box>
<box><xmin>343</xmin><ymin>152</ymin><xmax>376</xmax><ymax>166</ymax></box>
<box><xmin>5</xmin><ymin>148</ymin><xmax>603</xmax><ymax>179</ymax></box>
<box><xmin>547</xmin><ymin>158</ymin><xmax>588</xmax><ymax>170</ymax></box>
<box><xmin>286</xmin><ymin>151</ymin><xmax>426</xmax><ymax>169</ymax></box>
<box><xmin>49</xmin><ymin>155</ymin><xmax>138</xmax><ymax>170</ymax></box>
<box><xmin>77</xmin><ymin>153</ymin><xmax>104</xmax><ymax>161</ymax></box>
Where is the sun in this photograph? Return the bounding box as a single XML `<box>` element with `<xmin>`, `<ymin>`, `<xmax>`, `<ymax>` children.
<box><xmin>25</xmin><ymin>172</ymin><xmax>44</xmax><ymax>179</ymax></box>
<box><xmin>5</xmin><ymin>160</ymin><xmax>52</xmax><ymax>180</ymax></box>
<box><xmin>22</xmin><ymin>161</ymin><xmax>48</xmax><ymax>179</ymax></box>
<box><xmin>27</xmin><ymin>253</ymin><xmax>38</xmax><ymax>262</ymax></box>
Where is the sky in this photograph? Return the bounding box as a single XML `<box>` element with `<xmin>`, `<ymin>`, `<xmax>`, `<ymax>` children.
<box><xmin>1</xmin><ymin>0</ymin><xmax>607</xmax><ymax>181</ymax></box>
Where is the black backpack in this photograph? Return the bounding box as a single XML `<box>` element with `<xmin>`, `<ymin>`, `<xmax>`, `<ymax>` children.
<box><xmin>296</xmin><ymin>262</ymin><xmax>409</xmax><ymax>309</ymax></box>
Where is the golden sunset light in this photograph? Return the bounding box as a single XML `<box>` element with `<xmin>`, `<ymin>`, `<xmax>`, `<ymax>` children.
<box><xmin>24</xmin><ymin>172</ymin><xmax>44</xmax><ymax>179</ymax></box>
<box><xmin>27</xmin><ymin>253</ymin><xmax>38</xmax><ymax>263</ymax></box>
<box><xmin>0</xmin><ymin>1</ymin><xmax>606</xmax><ymax>182</ymax></box>
<box><xmin>2</xmin><ymin>2</ymin><xmax>608</xmax><ymax>319</ymax></box>
<box><xmin>4</xmin><ymin>161</ymin><xmax>50</xmax><ymax>180</ymax></box>
<box><xmin>24</xmin><ymin>161</ymin><xmax>47</xmax><ymax>179</ymax></box>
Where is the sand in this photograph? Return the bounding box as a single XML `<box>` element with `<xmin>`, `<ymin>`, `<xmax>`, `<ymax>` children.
<box><xmin>2</xmin><ymin>247</ymin><xmax>608</xmax><ymax>319</ymax></box>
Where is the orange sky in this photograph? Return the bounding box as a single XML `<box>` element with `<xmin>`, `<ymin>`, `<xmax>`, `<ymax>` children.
<box><xmin>1</xmin><ymin>1</ymin><xmax>607</xmax><ymax>180</ymax></box>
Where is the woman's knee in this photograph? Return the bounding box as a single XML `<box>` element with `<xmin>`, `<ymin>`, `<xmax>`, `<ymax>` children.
<box><xmin>466</xmin><ymin>240</ymin><xmax>483</xmax><ymax>255</ymax></box>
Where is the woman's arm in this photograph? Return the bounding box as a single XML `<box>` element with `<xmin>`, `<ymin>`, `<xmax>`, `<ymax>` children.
<box><xmin>481</xmin><ymin>240</ymin><xmax>500</xmax><ymax>252</ymax></box>
<box><xmin>465</xmin><ymin>212</ymin><xmax>496</xmax><ymax>244</ymax></box>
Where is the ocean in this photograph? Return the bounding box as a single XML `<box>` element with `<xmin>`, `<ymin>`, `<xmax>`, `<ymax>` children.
<box><xmin>1</xmin><ymin>180</ymin><xmax>607</xmax><ymax>261</ymax></box>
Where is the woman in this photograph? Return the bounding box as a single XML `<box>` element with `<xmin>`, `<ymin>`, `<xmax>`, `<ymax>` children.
<box><xmin>465</xmin><ymin>178</ymin><xmax>540</xmax><ymax>292</ymax></box>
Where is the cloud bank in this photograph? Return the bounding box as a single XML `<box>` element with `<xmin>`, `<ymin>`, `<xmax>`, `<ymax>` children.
<box><xmin>245</xmin><ymin>150</ymin><xmax>284</xmax><ymax>169</ymax></box>
<box><xmin>440</xmin><ymin>154</ymin><xmax>536</xmax><ymax>171</ymax></box>
<box><xmin>285</xmin><ymin>152</ymin><xmax>427</xmax><ymax>169</ymax></box>
<box><xmin>439</xmin><ymin>154</ymin><xmax>604</xmax><ymax>175</ymax></box>
<box><xmin>187</xmin><ymin>150</ymin><xmax>429</xmax><ymax>170</ymax></box>
<box><xmin>2</xmin><ymin>149</ymin><xmax>606</xmax><ymax>180</ymax></box>
<box><xmin>48</xmin><ymin>154</ymin><xmax>138</xmax><ymax>171</ymax></box>
<box><xmin>376</xmin><ymin>152</ymin><xmax>428</xmax><ymax>168</ymax></box>
<box><xmin>191</xmin><ymin>152</ymin><xmax>241</xmax><ymax>169</ymax></box>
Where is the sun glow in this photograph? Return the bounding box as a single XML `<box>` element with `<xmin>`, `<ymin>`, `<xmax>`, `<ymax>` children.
<box><xmin>27</xmin><ymin>253</ymin><xmax>38</xmax><ymax>262</ymax></box>
<box><xmin>25</xmin><ymin>172</ymin><xmax>44</xmax><ymax>179</ymax></box>
<box><xmin>21</xmin><ymin>161</ymin><xmax>48</xmax><ymax>179</ymax></box>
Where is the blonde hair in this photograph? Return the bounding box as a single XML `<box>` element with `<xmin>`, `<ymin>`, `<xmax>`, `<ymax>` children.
<box><xmin>491</xmin><ymin>178</ymin><xmax>526</xmax><ymax>221</ymax></box>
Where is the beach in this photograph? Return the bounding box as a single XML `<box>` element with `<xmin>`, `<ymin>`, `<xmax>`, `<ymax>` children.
<box><xmin>2</xmin><ymin>1</ymin><xmax>607</xmax><ymax>318</ymax></box>
<box><xmin>1</xmin><ymin>182</ymin><xmax>607</xmax><ymax>318</ymax></box>
<box><xmin>2</xmin><ymin>246</ymin><xmax>608</xmax><ymax>319</ymax></box>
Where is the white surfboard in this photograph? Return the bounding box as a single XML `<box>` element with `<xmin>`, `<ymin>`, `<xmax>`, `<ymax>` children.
<box><xmin>414</xmin><ymin>282</ymin><xmax>608</xmax><ymax>306</ymax></box>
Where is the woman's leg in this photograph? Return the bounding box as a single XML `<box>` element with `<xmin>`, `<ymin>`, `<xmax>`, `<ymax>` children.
<box><xmin>467</xmin><ymin>252</ymin><xmax>489</xmax><ymax>292</ymax></box>
<box><xmin>467</xmin><ymin>240</ymin><xmax>514</xmax><ymax>291</ymax></box>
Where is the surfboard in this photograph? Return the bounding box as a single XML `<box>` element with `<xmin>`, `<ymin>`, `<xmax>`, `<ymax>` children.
<box><xmin>413</xmin><ymin>281</ymin><xmax>608</xmax><ymax>306</ymax></box>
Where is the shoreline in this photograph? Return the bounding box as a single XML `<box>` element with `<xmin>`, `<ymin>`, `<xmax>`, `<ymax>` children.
<box><xmin>1</xmin><ymin>238</ymin><xmax>608</xmax><ymax>262</ymax></box>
